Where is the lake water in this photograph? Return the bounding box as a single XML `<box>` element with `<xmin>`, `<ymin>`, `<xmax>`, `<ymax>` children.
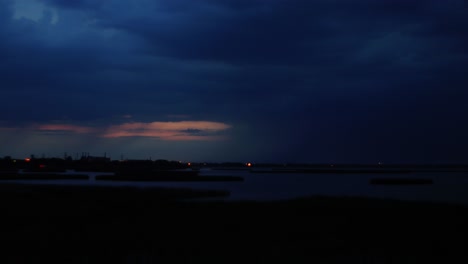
<box><xmin>5</xmin><ymin>169</ymin><xmax>468</xmax><ymax>205</ymax></box>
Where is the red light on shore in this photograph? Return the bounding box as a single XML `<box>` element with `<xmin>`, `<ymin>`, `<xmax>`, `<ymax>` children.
<box><xmin>187</xmin><ymin>162</ymin><xmax>191</xmax><ymax>166</ymax></box>
<box><xmin>25</xmin><ymin>158</ymin><xmax>31</xmax><ymax>162</ymax></box>
<box><xmin>247</xmin><ymin>162</ymin><xmax>252</xmax><ymax>167</ymax></box>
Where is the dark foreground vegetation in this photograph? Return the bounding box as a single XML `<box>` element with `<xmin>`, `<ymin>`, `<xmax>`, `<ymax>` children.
<box><xmin>0</xmin><ymin>173</ymin><xmax>88</xmax><ymax>180</ymax></box>
<box><xmin>1</xmin><ymin>183</ymin><xmax>467</xmax><ymax>263</ymax></box>
<box><xmin>96</xmin><ymin>174</ymin><xmax>244</xmax><ymax>182</ymax></box>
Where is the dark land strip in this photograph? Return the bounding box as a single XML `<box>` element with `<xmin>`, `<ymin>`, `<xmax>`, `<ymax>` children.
<box><xmin>0</xmin><ymin>173</ymin><xmax>89</xmax><ymax>180</ymax></box>
<box><xmin>0</xmin><ymin>183</ymin><xmax>467</xmax><ymax>263</ymax></box>
<box><xmin>96</xmin><ymin>174</ymin><xmax>243</xmax><ymax>182</ymax></box>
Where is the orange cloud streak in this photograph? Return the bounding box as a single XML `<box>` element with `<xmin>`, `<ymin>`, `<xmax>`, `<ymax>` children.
<box><xmin>102</xmin><ymin>121</ymin><xmax>231</xmax><ymax>140</ymax></box>
<box><xmin>16</xmin><ymin>121</ymin><xmax>230</xmax><ymax>141</ymax></box>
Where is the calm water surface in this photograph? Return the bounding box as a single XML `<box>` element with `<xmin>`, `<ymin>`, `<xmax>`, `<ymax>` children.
<box><xmin>5</xmin><ymin>169</ymin><xmax>468</xmax><ymax>205</ymax></box>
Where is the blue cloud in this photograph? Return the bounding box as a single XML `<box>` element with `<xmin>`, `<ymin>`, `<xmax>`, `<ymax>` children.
<box><xmin>1</xmin><ymin>0</ymin><xmax>467</xmax><ymax>162</ymax></box>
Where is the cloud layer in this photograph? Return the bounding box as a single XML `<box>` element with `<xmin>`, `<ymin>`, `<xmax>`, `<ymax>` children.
<box><xmin>3</xmin><ymin>120</ymin><xmax>231</xmax><ymax>140</ymax></box>
<box><xmin>1</xmin><ymin>0</ymin><xmax>467</xmax><ymax>162</ymax></box>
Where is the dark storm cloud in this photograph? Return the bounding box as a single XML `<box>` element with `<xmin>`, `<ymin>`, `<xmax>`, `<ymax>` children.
<box><xmin>1</xmin><ymin>0</ymin><xmax>468</xmax><ymax>162</ymax></box>
<box><xmin>83</xmin><ymin>0</ymin><xmax>466</xmax><ymax>67</ymax></box>
<box><xmin>40</xmin><ymin>0</ymin><xmax>104</xmax><ymax>9</ymax></box>
<box><xmin>98</xmin><ymin>0</ymin><xmax>327</xmax><ymax>65</ymax></box>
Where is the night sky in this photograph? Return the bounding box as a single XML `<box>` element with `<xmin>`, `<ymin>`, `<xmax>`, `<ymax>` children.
<box><xmin>1</xmin><ymin>0</ymin><xmax>467</xmax><ymax>163</ymax></box>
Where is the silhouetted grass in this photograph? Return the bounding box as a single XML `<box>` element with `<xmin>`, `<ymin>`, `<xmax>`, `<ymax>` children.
<box><xmin>96</xmin><ymin>174</ymin><xmax>244</xmax><ymax>182</ymax></box>
<box><xmin>0</xmin><ymin>173</ymin><xmax>88</xmax><ymax>180</ymax></box>
<box><xmin>23</xmin><ymin>168</ymin><xmax>67</xmax><ymax>173</ymax></box>
<box><xmin>0</xmin><ymin>183</ymin><xmax>467</xmax><ymax>263</ymax></box>
<box><xmin>0</xmin><ymin>169</ymin><xmax>18</xmax><ymax>173</ymax></box>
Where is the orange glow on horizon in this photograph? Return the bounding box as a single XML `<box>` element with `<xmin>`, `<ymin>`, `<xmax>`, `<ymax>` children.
<box><xmin>25</xmin><ymin>158</ymin><xmax>31</xmax><ymax>162</ymax></box>
<box><xmin>102</xmin><ymin>121</ymin><xmax>231</xmax><ymax>141</ymax></box>
<box><xmin>8</xmin><ymin>120</ymin><xmax>231</xmax><ymax>142</ymax></box>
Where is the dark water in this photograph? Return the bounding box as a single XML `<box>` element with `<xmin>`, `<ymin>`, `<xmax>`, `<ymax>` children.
<box><xmin>5</xmin><ymin>169</ymin><xmax>468</xmax><ymax>205</ymax></box>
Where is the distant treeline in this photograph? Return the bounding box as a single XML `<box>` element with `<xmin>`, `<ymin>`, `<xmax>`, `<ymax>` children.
<box><xmin>2</xmin><ymin>155</ymin><xmax>468</xmax><ymax>173</ymax></box>
<box><xmin>0</xmin><ymin>156</ymin><xmax>188</xmax><ymax>173</ymax></box>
